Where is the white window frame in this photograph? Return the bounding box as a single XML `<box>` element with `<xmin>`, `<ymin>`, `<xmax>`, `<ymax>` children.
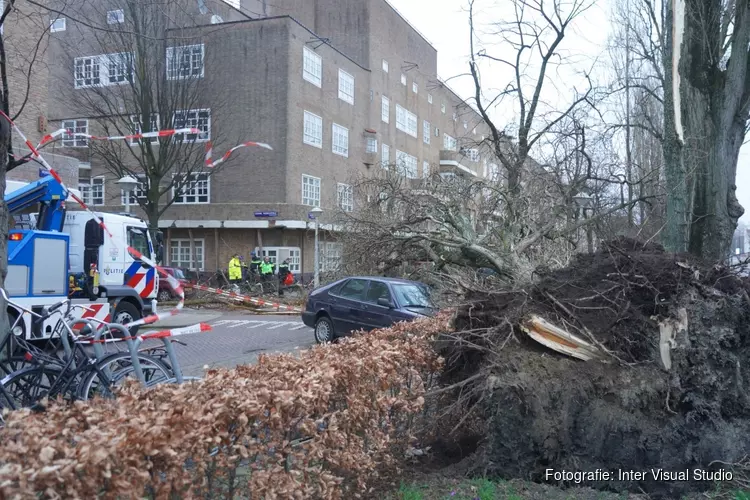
<box><xmin>443</xmin><ymin>133</ymin><xmax>457</xmax><ymax>151</ymax></box>
<box><xmin>395</xmin><ymin>104</ymin><xmax>417</xmax><ymax>138</ymax></box>
<box><xmin>395</xmin><ymin>150</ymin><xmax>417</xmax><ymax>179</ymax></box>
<box><xmin>412</xmin><ymin>81</ymin><xmax>418</xmax><ymax>93</ymax></box>
<box><xmin>74</xmin><ymin>53</ymin><xmax>133</xmax><ymax>88</ymax></box>
<box><xmin>487</xmin><ymin>163</ymin><xmax>500</xmax><ymax>182</ymax></box>
<box><xmin>172</xmin><ymin>173</ymin><xmax>210</xmax><ymax>204</ymax></box>
<box><xmin>61</xmin><ymin>119</ymin><xmax>88</xmax><ymax>147</ymax></box>
<box><xmin>302</xmin><ymin>47</ymin><xmax>322</xmax><ymax>87</ymax></box>
<box><xmin>173</xmin><ymin>109</ymin><xmax>210</xmax><ymax>142</ymax></box>
<box><xmin>381</xmin><ymin>95</ymin><xmax>390</xmax><ymax>123</ymax></box>
<box><xmin>129</xmin><ymin>113</ymin><xmax>160</xmax><ymax>145</ymax></box>
<box><xmin>107</xmin><ymin>9</ymin><xmax>124</xmax><ymax>24</ymax></box>
<box><xmin>322</xmin><ymin>242</ymin><xmax>343</xmax><ymax>272</ymax></box>
<box><xmin>303</xmin><ymin>111</ymin><xmax>323</xmax><ymax>148</ymax></box>
<box><xmin>382</xmin><ymin>59</ymin><xmax>389</xmax><ymax>72</ymax></box>
<box><xmin>302</xmin><ymin>174</ymin><xmax>321</xmax><ymax>207</ymax></box>
<box><xmin>258</xmin><ymin>247</ymin><xmax>301</xmax><ymax>273</ymax></box>
<box><xmin>400</xmin><ymin>74</ymin><xmax>406</xmax><ymax>85</ymax></box>
<box><xmin>428</xmin><ymin>94</ymin><xmax>433</xmax><ymax>104</ymax></box>
<box><xmin>120</xmin><ymin>174</ymin><xmax>148</xmax><ymax>205</ymax></box>
<box><xmin>170</xmin><ymin>238</ymin><xmax>205</xmax><ymax>271</ymax></box>
<box><xmin>166</xmin><ymin>44</ymin><xmax>204</xmax><ymax>80</ymax></box>
<box><xmin>90</xmin><ymin>176</ymin><xmax>105</xmax><ymax>206</ymax></box>
<box><xmin>338</xmin><ymin>69</ymin><xmax>354</xmax><ymax>104</ymax></box>
<box><xmin>463</xmin><ymin>148</ymin><xmax>480</xmax><ymax>162</ymax></box>
<box><xmin>366</xmin><ymin>137</ymin><xmax>378</xmax><ymax>153</ymax></box>
<box><xmin>441</xmin><ymin>103</ymin><xmax>446</xmax><ymax>114</ymax></box>
<box><xmin>331</xmin><ymin>123</ymin><xmax>349</xmax><ymax>157</ymax></box>
<box><xmin>337</xmin><ymin>183</ymin><xmax>353</xmax><ymax>212</ymax></box>
<box><xmin>423</xmin><ymin>160</ymin><xmax>430</xmax><ymax>178</ymax></box>
<box><xmin>381</xmin><ymin>144</ymin><xmax>390</xmax><ymax>169</ymax></box>
<box><xmin>50</xmin><ymin>17</ymin><xmax>66</xmax><ymax>32</ymax></box>
<box><xmin>423</xmin><ymin>120</ymin><xmax>430</xmax><ymax>144</ymax></box>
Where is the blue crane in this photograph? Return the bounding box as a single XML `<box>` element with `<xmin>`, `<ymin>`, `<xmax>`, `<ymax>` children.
<box><xmin>5</xmin><ymin>174</ymin><xmax>68</xmax><ymax>232</ymax></box>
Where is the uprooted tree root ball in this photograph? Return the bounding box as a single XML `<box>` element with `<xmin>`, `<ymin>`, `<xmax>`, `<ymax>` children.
<box><xmin>442</xmin><ymin>237</ymin><xmax>750</xmax><ymax>498</ymax></box>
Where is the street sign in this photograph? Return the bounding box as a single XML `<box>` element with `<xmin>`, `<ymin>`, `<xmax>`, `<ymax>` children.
<box><xmin>254</xmin><ymin>211</ymin><xmax>278</xmax><ymax>218</ymax></box>
<box><xmin>308</xmin><ymin>212</ymin><xmax>316</xmax><ymax>220</ymax></box>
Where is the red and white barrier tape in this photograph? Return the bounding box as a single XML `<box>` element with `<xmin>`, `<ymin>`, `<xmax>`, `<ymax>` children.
<box><xmin>204</xmin><ymin>140</ymin><xmax>272</xmax><ymax>168</ymax></box>
<box><xmin>186</xmin><ymin>283</ymin><xmax>303</xmax><ymax>313</ymax></box>
<box><xmin>37</xmin><ymin>127</ymin><xmax>201</xmax><ymax>148</ymax></box>
<box><xmin>3</xmin><ymin>112</ymin><xmax>263</xmax><ymax>330</ymax></box>
<box><xmin>76</xmin><ymin>322</ymin><xmax>212</xmax><ymax>344</ymax></box>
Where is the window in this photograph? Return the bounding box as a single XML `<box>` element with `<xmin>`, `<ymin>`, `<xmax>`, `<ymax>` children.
<box><xmin>74</xmin><ymin>54</ymin><xmax>131</xmax><ymax>88</ymax></box>
<box><xmin>395</xmin><ymin>104</ymin><xmax>417</xmax><ymax>137</ymax></box>
<box><xmin>443</xmin><ymin>134</ymin><xmax>457</xmax><ymax>151</ymax></box>
<box><xmin>173</xmin><ymin>109</ymin><xmax>210</xmax><ymax>142</ymax></box>
<box><xmin>50</xmin><ymin>17</ymin><xmax>66</xmax><ymax>32</ymax></box>
<box><xmin>331</xmin><ymin>123</ymin><xmax>348</xmax><ymax>157</ymax></box>
<box><xmin>441</xmin><ymin>103</ymin><xmax>446</xmax><ymax>113</ymax></box>
<box><xmin>423</xmin><ymin>160</ymin><xmax>430</xmax><ymax>178</ymax></box>
<box><xmin>473</xmin><ymin>128</ymin><xmax>477</xmax><ymax>135</ymax></box>
<box><xmin>366</xmin><ymin>137</ymin><xmax>378</xmax><ymax>153</ymax></box>
<box><xmin>487</xmin><ymin>163</ymin><xmax>500</xmax><ymax>182</ymax></box>
<box><xmin>464</xmin><ymin>121</ymin><xmax>468</xmax><ymax>129</ymax></box>
<box><xmin>166</xmin><ymin>44</ymin><xmax>204</xmax><ymax>80</ymax></box>
<box><xmin>400</xmin><ymin>74</ymin><xmax>406</xmax><ymax>85</ymax></box>
<box><xmin>382</xmin><ymin>59</ymin><xmax>389</xmax><ymax>72</ymax></box>
<box><xmin>428</xmin><ymin>94</ymin><xmax>433</xmax><ymax>104</ymax></box>
<box><xmin>463</xmin><ymin>148</ymin><xmax>480</xmax><ymax>162</ymax></box>
<box><xmin>365</xmin><ymin>280</ymin><xmax>392</xmax><ymax>304</ymax></box>
<box><xmin>78</xmin><ymin>177</ymin><xmax>104</xmax><ymax>206</ymax></box>
<box><xmin>173</xmin><ymin>173</ymin><xmax>209</xmax><ymax>204</ymax></box>
<box><xmin>381</xmin><ymin>144</ymin><xmax>390</xmax><ymax>168</ymax></box>
<box><xmin>302</xmin><ymin>174</ymin><xmax>321</xmax><ymax>207</ymax></box>
<box><xmin>453</xmin><ymin>112</ymin><xmax>457</xmax><ymax>121</ymax></box>
<box><xmin>303</xmin><ymin>111</ymin><xmax>323</xmax><ymax>148</ymax></box>
<box><xmin>322</xmin><ymin>243</ymin><xmax>344</xmax><ymax>273</ymax></box>
<box><xmin>130</xmin><ymin>113</ymin><xmax>160</xmax><ymax>145</ymax></box>
<box><xmin>423</xmin><ymin>120</ymin><xmax>430</xmax><ymax>144</ymax></box>
<box><xmin>108</xmin><ymin>53</ymin><xmax>133</xmax><ymax>84</ymax></box>
<box><xmin>107</xmin><ymin>9</ymin><xmax>124</xmax><ymax>24</ymax></box>
<box><xmin>337</xmin><ymin>183</ymin><xmax>353</xmax><ymax>212</ymax></box>
<box><xmin>170</xmin><ymin>239</ymin><xmax>205</xmax><ymax>271</ymax></box>
<box><xmin>396</xmin><ymin>150</ymin><xmax>417</xmax><ymax>178</ymax></box>
<box><xmin>412</xmin><ymin>82</ymin><xmax>418</xmax><ymax>93</ymax></box>
<box><xmin>121</xmin><ymin>175</ymin><xmax>147</xmax><ymax>205</ymax></box>
<box><xmin>435</xmin><ymin>127</ymin><xmax>440</xmax><ymax>137</ymax></box>
<box><xmin>303</xmin><ymin>47</ymin><xmax>322</xmax><ymax>87</ymax></box>
<box><xmin>62</xmin><ymin>120</ymin><xmax>88</xmax><ymax>147</ymax></box>
<box><xmin>259</xmin><ymin>248</ymin><xmax>301</xmax><ymax>272</ymax></box>
<box><xmin>381</xmin><ymin>96</ymin><xmax>390</xmax><ymax>123</ymax></box>
<box><xmin>338</xmin><ymin>69</ymin><xmax>354</xmax><ymax>104</ymax></box>
<box><xmin>210</xmin><ymin>15</ymin><xmax>224</xmax><ymax>23</ymax></box>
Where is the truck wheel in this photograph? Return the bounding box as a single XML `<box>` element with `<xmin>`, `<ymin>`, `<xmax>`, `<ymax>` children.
<box><xmin>112</xmin><ymin>301</ymin><xmax>141</xmax><ymax>336</ymax></box>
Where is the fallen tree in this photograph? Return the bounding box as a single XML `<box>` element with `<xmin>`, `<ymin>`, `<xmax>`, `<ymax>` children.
<box><xmin>440</xmin><ymin>237</ymin><xmax>750</xmax><ymax>498</ymax></box>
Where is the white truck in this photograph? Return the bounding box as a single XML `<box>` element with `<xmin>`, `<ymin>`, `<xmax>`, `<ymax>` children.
<box><xmin>5</xmin><ymin>178</ymin><xmax>161</xmax><ymax>339</ymax></box>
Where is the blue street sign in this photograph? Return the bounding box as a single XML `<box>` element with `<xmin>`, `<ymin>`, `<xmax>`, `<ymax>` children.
<box><xmin>39</xmin><ymin>168</ymin><xmax>50</xmax><ymax>178</ymax></box>
<box><xmin>308</xmin><ymin>212</ymin><xmax>316</xmax><ymax>220</ymax></box>
<box><xmin>254</xmin><ymin>211</ymin><xmax>278</xmax><ymax>218</ymax></box>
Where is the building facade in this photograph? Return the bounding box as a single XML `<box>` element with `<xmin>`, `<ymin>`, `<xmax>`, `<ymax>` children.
<box><xmin>10</xmin><ymin>0</ymin><xmax>496</xmax><ymax>275</ymax></box>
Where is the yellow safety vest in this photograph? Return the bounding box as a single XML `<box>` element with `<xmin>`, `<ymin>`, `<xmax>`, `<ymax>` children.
<box><xmin>228</xmin><ymin>257</ymin><xmax>242</xmax><ymax>280</ymax></box>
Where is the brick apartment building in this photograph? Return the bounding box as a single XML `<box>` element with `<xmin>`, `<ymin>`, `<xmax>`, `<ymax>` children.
<box><xmin>7</xmin><ymin>0</ymin><xmax>497</xmax><ymax>276</ymax></box>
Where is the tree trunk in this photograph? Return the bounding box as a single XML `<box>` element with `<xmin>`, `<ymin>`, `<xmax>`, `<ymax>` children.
<box><xmin>0</xmin><ymin>117</ymin><xmax>10</xmax><ymax>362</ymax></box>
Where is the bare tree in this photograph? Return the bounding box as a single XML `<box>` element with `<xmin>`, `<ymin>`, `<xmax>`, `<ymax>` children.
<box><xmin>662</xmin><ymin>0</ymin><xmax>750</xmax><ymax>258</ymax></box>
<box><xmin>54</xmin><ymin>0</ymin><xmax>238</xmax><ymax>234</ymax></box>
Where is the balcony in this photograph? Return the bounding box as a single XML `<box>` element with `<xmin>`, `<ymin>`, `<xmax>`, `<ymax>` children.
<box><xmin>439</xmin><ymin>150</ymin><xmax>478</xmax><ymax>177</ymax></box>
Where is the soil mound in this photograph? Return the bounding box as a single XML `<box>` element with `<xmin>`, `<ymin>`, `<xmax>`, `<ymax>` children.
<box><xmin>443</xmin><ymin>237</ymin><xmax>750</xmax><ymax>498</ymax></box>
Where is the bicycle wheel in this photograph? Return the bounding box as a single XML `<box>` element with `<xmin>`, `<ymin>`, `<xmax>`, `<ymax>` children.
<box><xmin>78</xmin><ymin>352</ymin><xmax>172</xmax><ymax>401</ymax></box>
<box><xmin>1</xmin><ymin>366</ymin><xmax>67</xmax><ymax>408</ymax></box>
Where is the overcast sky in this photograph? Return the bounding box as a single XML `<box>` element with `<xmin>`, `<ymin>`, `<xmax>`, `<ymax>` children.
<box><xmin>387</xmin><ymin>0</ymin><xmax>750</xmax><ymax>222</ymax></box>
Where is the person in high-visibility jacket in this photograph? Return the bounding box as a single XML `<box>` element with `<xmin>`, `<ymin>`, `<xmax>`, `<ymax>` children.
<box><xmin>259</xmin><ymin>257</ymin><xmax>275</xmax><ymax>281</ymax></box>
<box><xmin>228</xmin><ymin>254</ymin><xmax>243</xmax><ymax>284</ymax></box>
<box><xmin>249</xmin><ymin>252</ymin><xmax>262</xmax><ymax>281</ymax></box>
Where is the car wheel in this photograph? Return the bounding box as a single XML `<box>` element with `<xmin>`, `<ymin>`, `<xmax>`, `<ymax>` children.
<box><xmin>157</xmin><ymin>290</ymin><xmax>172</xmax><ymax>302</ymax></box>
<box><xmin>112</xmin><ymin>301</ymin><xmax>142</xmax><ymax>336</ymax></box>
<box><xmin>314</xmin><ymin>316</ymin><xmax>334</xmax><ymax>344</ymax></box>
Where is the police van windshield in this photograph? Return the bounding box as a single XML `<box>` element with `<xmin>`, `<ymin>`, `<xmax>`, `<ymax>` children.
<box><xmin>127</xmin><ymin>227</ymin><xmax>151</xmax><ymax>260</ymax></box>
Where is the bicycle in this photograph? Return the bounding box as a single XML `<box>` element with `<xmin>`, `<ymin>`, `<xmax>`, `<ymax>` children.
<box><xmin>0</xmin><ymin>290</ymin><xmax>172</xmax><ymax>408</ymax></box>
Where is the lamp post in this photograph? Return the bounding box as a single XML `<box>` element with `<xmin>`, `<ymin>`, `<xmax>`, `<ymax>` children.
<box><xmin>310</xmin><ymin>206</ymin><xmax>324</xmax><ymax>288</ymax></box>
<box><xmin>117</xmin><ymin>175</ymin><xmax>139</xmax><ymax>214</ymax></box>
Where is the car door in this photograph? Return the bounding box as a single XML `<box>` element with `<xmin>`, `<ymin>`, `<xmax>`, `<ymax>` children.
<box><xmin>361</xmin><ymin>279</ymin><xmax>397</xmax><ymax>330</ymax></box>
<box><xmin>327</xmin><ymin>278</ymin><xmax>368</xmax><ymax>334</ymax></box>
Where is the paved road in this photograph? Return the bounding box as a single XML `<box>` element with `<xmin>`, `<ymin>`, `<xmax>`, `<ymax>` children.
<box><xmin>165</xmin><ymin>313</ymin><xmax>315</xmax><ymax>377</ymax></box>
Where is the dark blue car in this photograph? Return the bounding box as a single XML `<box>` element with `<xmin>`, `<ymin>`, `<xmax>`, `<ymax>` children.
<box><xmin>302</xmin><ymin>277</ymin><xmax>436</xmax><ymax>343</ymax></box>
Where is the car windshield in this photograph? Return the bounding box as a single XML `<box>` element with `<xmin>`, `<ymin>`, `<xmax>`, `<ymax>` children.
<box><xmin>392</xmin><ymin>284</ymin><xmax>433</xmax><ymax>308</ymax></box>
<box><xmin>127</xmin><ymin>227</ymin><xmax>151</xmax><ymax>260</ymax></box>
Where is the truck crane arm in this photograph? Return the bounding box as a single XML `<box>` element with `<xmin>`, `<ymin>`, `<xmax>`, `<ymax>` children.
<box><xmin>5</xmin><ymin>175</ymin><xmax>68</xmax><ymax>232</ymax></box>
